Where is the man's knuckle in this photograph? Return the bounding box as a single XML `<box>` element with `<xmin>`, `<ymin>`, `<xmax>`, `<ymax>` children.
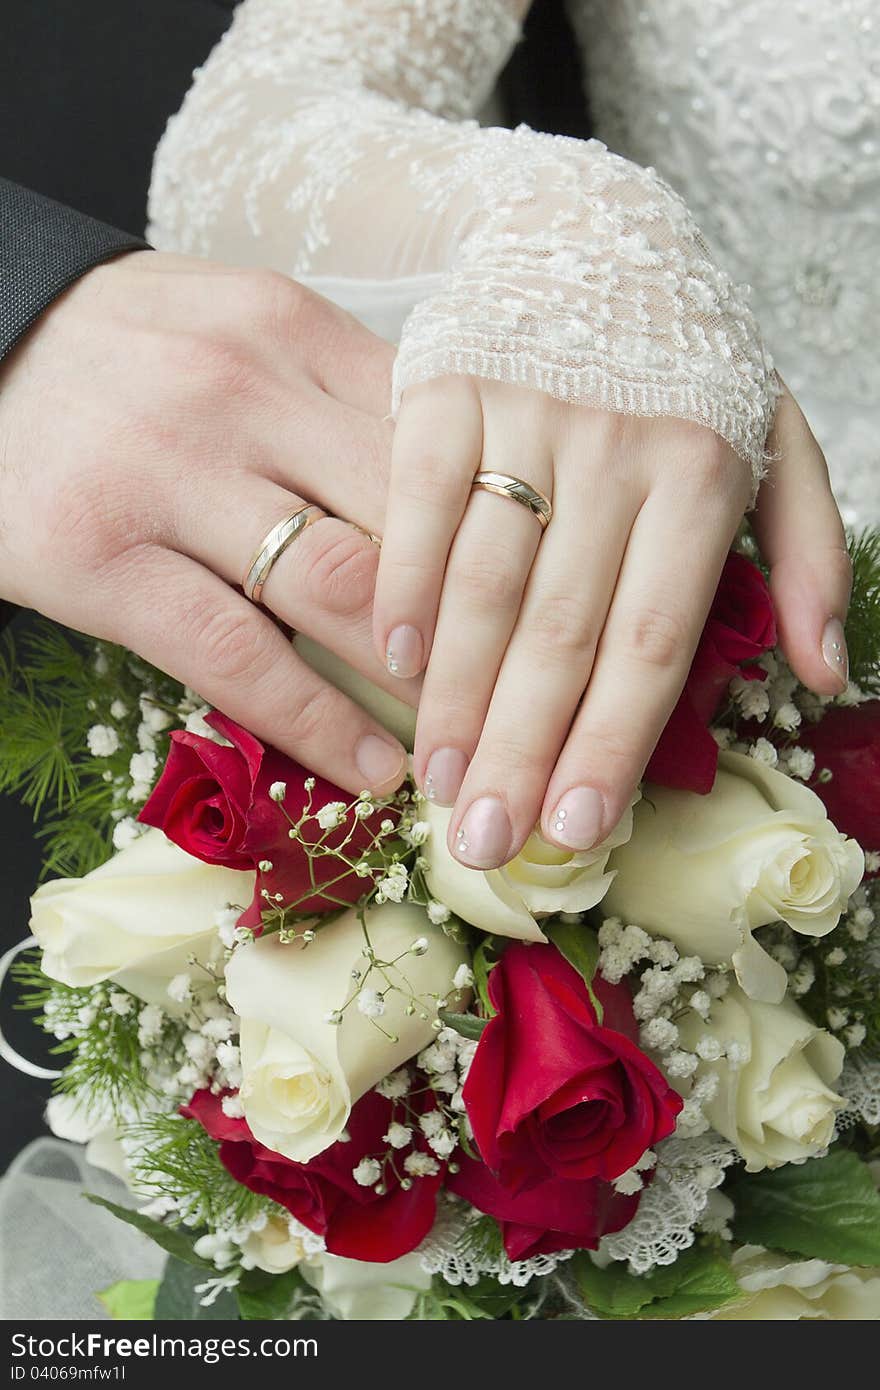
<box><xmin>302</xmin><ymin>526</ymin><xmax>378</xmax><ymax>618</ymax></box>
<box><xmin>190</xmin><ymin>605</ymin><xmax>270</xmax><ymax>685</ymax></box>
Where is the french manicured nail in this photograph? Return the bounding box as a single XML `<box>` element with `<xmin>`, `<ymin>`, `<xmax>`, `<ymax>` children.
<box><xmin>548</xmin><ymin>786</ymin><xmax>604</xmax><ymax>850</ymax></box>
<box><xmin>356</xmin><ymin>734</ymin><xmax>406</xmax><ymax>790</ymax></box>
<box><xmin>454</xmin><ymin>796</ymin><xmax>512</xmax><ymax>868</ymax></box>
<box><xmin>424</xmin><ymin>747</ymin><xmax>469</xmax><ymax>805</ymax></box>
<box><xmin>386</xmin><ymin>624</ymin><xmax>423</xmax><ymax>679</ymax></box>
<box><xmin>821</xmin><ymin>617</ymin><xmax>848</xmax><ymax>687</ymax></box>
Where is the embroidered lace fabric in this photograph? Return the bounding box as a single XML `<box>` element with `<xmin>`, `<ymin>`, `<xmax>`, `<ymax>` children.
<box><xmin>570</xmin><ymin>0</ymin><xmax>880</xmax><ymax>527</ymax></box>
<box><xmin>147</xmin><ymin>0</ymin><xmax>778</xmax><ymax>501</ymax></box>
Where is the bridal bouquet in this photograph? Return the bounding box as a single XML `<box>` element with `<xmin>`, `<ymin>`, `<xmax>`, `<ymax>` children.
<box><xmin>4</xmin><ymin>532</ymin><xmax>880</xmax><ymax>1321</ymax></box>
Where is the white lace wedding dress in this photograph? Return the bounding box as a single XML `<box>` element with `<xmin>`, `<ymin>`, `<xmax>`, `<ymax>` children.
<box><xmin>2</xmin><ymin>0</ymin><xmax>878</xmax><ymax>1320</ymax></box>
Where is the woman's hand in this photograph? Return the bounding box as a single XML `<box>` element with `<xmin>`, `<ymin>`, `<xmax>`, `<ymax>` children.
<box><xmin>374</xmin><ymin>376</ymin><xmax>851</xmax><ymax>869</ymax></box>
<box><xmin>0</xmin><ymin>249</ymin><xmax>412</xmax><ymax>795</ymax></box>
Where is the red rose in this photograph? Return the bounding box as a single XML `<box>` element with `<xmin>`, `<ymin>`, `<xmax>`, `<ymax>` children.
<box><xmin>183</xmin><ymin>1086</ymin><xmax>444</xmax><ymax>1263</ymax></box>
<box><xmin>447</xmin><ymin>1157</ymin><xmax>639</xmax><ymax>1262</ymax></box>
<box><xmin>648</xmin><ymin>552</ymin><xmax>777</xmax><ymax>793</ymax></box>
<box><xmin>799</xmin><ymin>700</ymin><xmax>880</xmax><ymax>871</ymax></box>
<box><xmin>463</xmin><ymin>943</ymin><xmax>681</xmax><ymax>1192</ymax></box>
<box><xmin>139</xmin><ymin>712</ymin><xmax>372</xmax><ymax>928</ymax></box>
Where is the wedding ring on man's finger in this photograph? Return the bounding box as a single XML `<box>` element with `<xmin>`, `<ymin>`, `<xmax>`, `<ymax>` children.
<box><xmin>471</xmin><ymin>471</ymin><xmax>552</xmax><ymax>530</ymax></box>
<box><xmin>242</xmin><ymin>504</ymin><xmax>328</xmax><ymax>603</ymax></box>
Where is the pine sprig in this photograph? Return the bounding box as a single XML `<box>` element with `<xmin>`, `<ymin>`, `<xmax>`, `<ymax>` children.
<box><xmin>126</xmin><ymin>1112</ymin><xmax>276</xmax><ymax>1230</ymax></box>
<box><xmin>845</xmin><ymin>528</ymin><xmax>880</xmax><ymax>694</ymax></box>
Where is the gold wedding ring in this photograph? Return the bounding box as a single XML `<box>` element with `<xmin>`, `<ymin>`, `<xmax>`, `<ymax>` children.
<box><xmin>471</xmin><ymin>471</ymin><xmax>552</xmax><ymax>530</ymax></box>
<box><xmin>243</xmin><ymin>504</ymin><xmax>327</xmax><ymax>603</ymax></box>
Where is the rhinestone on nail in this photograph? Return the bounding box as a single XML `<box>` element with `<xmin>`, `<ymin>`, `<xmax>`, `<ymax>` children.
<box><xmin>554</xmin><ymin>821</ymin><xmax>566</xmax><ymax>833</ymax></box>
<box><xmin>386</xmin><ymin>648</ymin><xmax>400</xmax><ymax>674</ymax></box>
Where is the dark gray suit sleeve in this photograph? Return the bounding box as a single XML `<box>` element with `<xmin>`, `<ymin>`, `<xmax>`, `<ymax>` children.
<box><xmin>0</xmin><ymin>177</ymin><xmax>149</xmax><ymax>362</ymax></box>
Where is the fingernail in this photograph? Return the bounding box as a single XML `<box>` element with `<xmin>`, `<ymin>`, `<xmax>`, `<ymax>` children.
<box><xmin>424</xmin><ymin>747</ymin><xmax>469</xmax><ymax>806</ymax></box>
<box><xmin>355</xmin><ymin>734</ymin><xmax>406</xmax><ymax>790</ymax></box>
<box><xmin>548</xmin><ymin>786</ymin><xmax>605</xmax><ymax>850</ymax></box>
<box><xmin>821</xmin><ymin>617</ymin><xmax>848</xmax><ymax>688</ymax></box>
<box><xmin>454</xmin><ymin>796</ymin><xmax>512</xmax><ymax>868</ymax></box>
<box><xmin>386</xmin><ymin>624</ymin><xmax>423</xmax><ymax>679</ymax></box>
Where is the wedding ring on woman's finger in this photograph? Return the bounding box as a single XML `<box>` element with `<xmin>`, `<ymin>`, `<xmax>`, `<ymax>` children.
<box><xmin>243</xmin><ymin>503</ymin><xmax>328</xmax><ymax>603</ymax></box>
<box><xmin>471</xmin><ymin>471</ymin><xmax>552</xmax><ymax>531</ymax></box>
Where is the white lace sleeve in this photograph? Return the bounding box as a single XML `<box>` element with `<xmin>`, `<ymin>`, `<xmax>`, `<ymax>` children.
<box><xmin>148</xmin><ymin>0</ymin><xmax>777</xmax><ymax>497</ymax></box>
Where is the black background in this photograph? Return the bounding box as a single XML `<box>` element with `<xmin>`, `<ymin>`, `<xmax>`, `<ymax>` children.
<box><xmin>0</xmin><ymin>0</ymin><xmax>589</xmax><ymax>1171</ymax></box>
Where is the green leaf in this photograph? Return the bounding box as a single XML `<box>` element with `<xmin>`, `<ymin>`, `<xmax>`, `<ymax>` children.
<box><xmin>472</xmin><ymin>939</ymin><xmax>500</xmax><ymax>1017</ymax></box>
<box><xmin>154</xmin><ymin>1256</ymin><xmax>239</xmax><ymax>1321</ymax></box>
<box><xmin>84</xmin><ymin>1194</ymin><xmax>214</xmax><ymax>1270</ymax></box>
<box><xmin>97</xmin><ymin>1279</ymin><xmax>159</xmax><ymax>1321</ymax></box>
<box><xmin>544</xmin><ymin>918</ymin><xmax>603</xmax><ymax>1022</ymax></box>
<box><xmin>437</xmin><ymin>1008</ymin><xmax>488</xmax><ymax>1041</ymax></box>
<box><xmin>728</xmin><ymin>1147</ymin><xmax>880</xmax><ymax>1267</ymax></box>
<box><xmin>572</xmin><ymin>1245</ymin><xmax>739</xmax><ymax>1320</ymax></box>
<box><xmin>237</xmin><ymin>1267</ymin><xmax>306</xmax><ymax>1321</ymax></box>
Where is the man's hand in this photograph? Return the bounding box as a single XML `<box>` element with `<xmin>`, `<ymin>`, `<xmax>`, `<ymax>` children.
<box><xmin>0</xmin><ymin>250</ymin><xmax>411</xmax><ymax>792</ymax></box>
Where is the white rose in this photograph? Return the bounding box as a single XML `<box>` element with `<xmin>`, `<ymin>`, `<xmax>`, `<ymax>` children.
<box><xmin>293</xmin><ymin>636</ymin><xmax>417</xmax><ymax>751</ymax></box>
<box><xmin>678</xmin><ymin>983</ymin><xmax>844</xmax><ymax>1171</ymax></box>
<box><xmin>239</xmin><ymin>1215</ymin><xmax>307</xmax><ymax>1276</ymax></box>
<box><xmin>301</xmin><ymin>1251</ymin><xmax>430</xmax><ymax>1320</ymax></box>
<box><xmin>710</xmin><ymin>1246</ymin><xmax>880</xmax><ymax>1319</ymax></box>
<box><xmin>30</xmin><ymin>828</ymin><xmax>254</xmax><ymax>1001</ymax></box>
<box><xmin>224</xmin><ymin>900</ymin><xmax>468</xmax><ymax>1163</ymax></box>
<box><xmin>422</xmin><ymin>800</ymin><xmax>637</xmax><ymax>943</ymax></box>
<box><xmin>604</xmin><ymin>751</ymin><xmax>864</xmax><ymax>1001</ymax></box>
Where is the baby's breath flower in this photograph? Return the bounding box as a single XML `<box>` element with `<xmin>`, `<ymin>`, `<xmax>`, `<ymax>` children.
<box><xmin>268</xmin><ymin>781</ymin><xmax>287</xmax><ymax>803</ymax></box>
<box><xmin>427</xmin><ymin>900</ymin><xmax>451</xmax><ymax>926</ymax></box>
<box><xmin>108</xmin><ymin>991</ymin><xmax>133</xmax><ymax>1016</ymax></box>
<box><xmin>427</xmin><ymin>1129</ymin><xmax>457</xmax><ymax>1159</ymax></box>
<box><xmin>324</xmin><ymin>1010</ymin><xmax>344</xmax><ymax>1026</ymax></box>
<box><xmin>87</xmin><ymin>725</ymin><xmax>120</xmax><ymax>757</ymax></box>
<box><xmin>748</xmin><ymin>737</ymin><xmax>778</xmax><ymax>768</ymax></box>
<box><xmin>640</xmin><ymin>1017</ymin><xmax>678</xmax><ymax>1051</ymax></box>
<box><xmin>419</xmin><ymin>1110</ymin><xmax>446</xmax><ymax>1139</ymax></box>
<box><xmin>353</xmin><ymin>1158</ymin><xmax>382</xmax><ymax>1187</ymax></box>
<box><xmin>825</xmin><ymin>946</ymin><xmax>847</xmax><ymax>967</ymax></box>
<box><xmin>410</xmin><ymin>936</ymin><xmax>429</xmax><ymax>956</ymax></box>
<box><xmin>383</xmin><ymin>1122</ymin><xmax>412</xmax><ymax>1150</ymax></box>
<box><xmin>452</xmin><ymin>964</ymin><xmax>474</xmax><ymax>991</ymax></box>
<box><xmin>773</xmin><ymin>702</ymin><xmax>801</xmax><ymax>732</ymax></box>
<box><xmin>355</xmin><ymin>800</ymin><xmax>375</xmax><ymax>819</ymax></box>
<box><xmin>376</xmin><ymin>1068</ymin><xmax>411</xmax><ymax>1100</ymax></box>
<box><xmin>827</xmin><ymin>1006</ymin><xmax>849</xmax><ymax>1030</ymax></box>
<box><xmin>403</xmin><ymin>1153</ymin><xmax>440</xmax><ymax>1178</ymax></box>
<box><xmin>221</xmin><ymin>1093</ymin><xmax>245</xmax><ymax>1119</ymax></box>
<box><xmin>664</xmin><ymin>1049</ymin><xmax>699</xmax><ymax>1079</ymax></box>
<box><xmin>316</xmin><ymin>801</ymin><xmax>347</xmax><ymax>830</ymax></box>
<box><xmin>784</xmin><ymin>746</ymin><xmax>816</xmax><ymax>780</ymax></box>
<box><xmin>167</xmin><ymin>973</ymin><xmax>192</xmax><ymax>1004</ymax></box>
<box><xmin>109</xmin><ymin>699</ymin><xmax>128</xmax><ymax>721</ymax></box>
<box><xmin>406</xmin><ymin>821</ymin><xmax>431</xmax><ymax>847</ymax></box>
<box><xmin>357</xmin><ymin>989</ymin><xmax>386</xmax><ymax>1020</ymax></box>
<box><xmin>112</xmin><ymin>817</ymin><xmax>142</xmax><ymax>851</ymax></box>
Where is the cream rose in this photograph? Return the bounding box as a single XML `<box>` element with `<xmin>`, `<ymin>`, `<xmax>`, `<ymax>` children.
<box><xmin>301</xmin><ymin>1251</ymin><xmax>431</xmax><ymax>1320</ymax></box>
<box><xmin>423</xmin><ymin>800</ymin><xmax>637</xmax><ymax>943</ymax></box>
<box><xmin>239</xmin><ymin>1214</ymin><xmax>308</xmax><ymax>1276</ymax></box>
<box><xmin>603</xmin><ymin>751</ymin><xmax>864</xmax><ymax>1001</ymax></box>
<box><xmin>224</xmin><ymin>900</ymin><xmax>468</xmax><ymax>1164</ymax></box>
<box><xmin>678</xmin><ymin>983</ymin><xmax>845</xmax><ymax>1171</ymax></box>
<box><xmin>30</xmin><ymin>828</ymin><xmax>254</xmax><ymax>998</ymax></box>
<box><xmin>710</xmin><ymin>1246</ymin><xmax>880</xmax><ymax>1319</ymax></box>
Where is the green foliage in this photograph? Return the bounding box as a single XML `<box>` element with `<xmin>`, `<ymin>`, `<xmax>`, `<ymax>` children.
<box><xmin>437</xmin><ymin>1007</ymin><xmax>487</xmax><ymax>1041</ymax></box>
<box><xmin>846</xmin><ymin>528</ymin><xmax>880</xmax><ymax>695</ymax></box>
<box><xmin>571</xmin><ymin>1244</ymin><xmax>739</xmax><ymax>1319</ymax></box>
<box><xmin>13</xmin><ymin>956</ymin><xmax>154</xmax><ymax>1119</ymax></box>
<box><xmin>0</xmin><ymin>620</ymin><xmax>185</xmax><ymax>880</ymax></box>
<box><xmin>97</xmin><ymin>1279</ymin><xmax>159</xmax><ymax>1321</ymax></box>
<box><xmin>125</xmin><ymin>1112</ymin><xmax>277</xmax><ymax>1231</ymax></box>
<box><xmin>410</xmin><ymin>1276</ymin><xmax>525</xmax><ymax>1321</ymax></box>
<box><xmin>455</xmin><ymin>1215</ymin><xmax>506</xmax><ymax>1267</ymax></box>
<box><xmin>544</xmin><ymin>917</ymin><xmax>603</xmax><ymax>1021</ymax></box>
<box><xmin>237</xmin><ymin>1267</ymin><xmax>309</xmax><ymax>1321</ymax></box>
<box><xmin>84</xmin><ymin>1195</ymin><xmax>214</xmax><ymax>1270</ymax></box>
<box><xmin>728</xmin><ymin>1146</ymin><xmax>880</xmax><ymax>1266</ymax></box>
<box><xmin>154</xmin><ymin>1257</ymin><xmax>238</xmax><ymax>1320</ymax></box>
<box><xmin>472</xmin><ymin>938</ymin><xmax>500</xmax><ymax>1016</ymax></box>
